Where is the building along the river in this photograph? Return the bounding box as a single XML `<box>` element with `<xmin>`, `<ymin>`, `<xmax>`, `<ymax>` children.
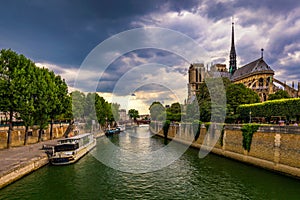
<box><xmin>187</xmin><ymin>22</ymin><xmax>300</xmax><ymax>103</ymax></box>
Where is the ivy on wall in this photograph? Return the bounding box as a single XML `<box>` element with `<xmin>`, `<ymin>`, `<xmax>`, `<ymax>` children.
<box><xmin>163</xmin><ymin>120</ymin><xmax>171</xmax><ymax>137</ymax></box>
<box><xmin>219</xmin><ymin>125</ymin><xmax>225</xmax><ymax>146</ymax></box>
<box><xmin>192</xmin><ymin>120</ymin><xmax>202</xmax><ymax>141</ymax></box>
<box><xmin>241</xmin><ymin>124</ymin><xmax>260</xmax><ymax>152</ymax></box>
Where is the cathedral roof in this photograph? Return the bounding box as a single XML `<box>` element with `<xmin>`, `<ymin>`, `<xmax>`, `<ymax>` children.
<box><xmin>231</xmin><ymin>57</ymin><xmax>274</xmax><ymax>81</ymax></box>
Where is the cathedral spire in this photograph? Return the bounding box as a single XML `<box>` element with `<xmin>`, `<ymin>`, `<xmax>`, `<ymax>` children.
<box><xmin>229</xmin><ymin>21</ymin><xmax>237</xmax><ymax>75</ymax></box>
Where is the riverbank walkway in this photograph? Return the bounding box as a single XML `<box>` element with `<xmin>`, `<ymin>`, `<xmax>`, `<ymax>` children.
<box><xmin>0</xmin><ymin>140</ymin><xmax>58</xmax><ymax>189</ymax></box>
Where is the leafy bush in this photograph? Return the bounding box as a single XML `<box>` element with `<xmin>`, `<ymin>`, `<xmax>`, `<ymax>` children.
<box><xmin>237</xmin><ymin>98</ymin><xmax>300</xmax><ymax>120</ymax></box>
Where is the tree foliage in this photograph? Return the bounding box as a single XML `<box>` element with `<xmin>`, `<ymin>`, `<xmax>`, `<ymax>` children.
<box><xmin>166</xmin><ymin>102</ymin><xmax>182</xmax><ymax>122</ymax></box>
<box><xmin>225</xmin><ymin>83</ymin><xmax>260</xmax><ymax>122</ymax></box>
<box><xmin>0</xmin><ymin>49</ymin><xmax>122</xmax><ymax>147</ymax></box>
<box><xmin>71</xmin><ymin>91</ymin><xmax>86</xmax><ymax>121</ymax></box>
<box><xmin>192</xmin><ymin>78</ymin><xmax>259</xmax><ymax>123</ymax></box>
<box><xmin>0</xmin><ymin>49</ymin><xmax>72</xmax><ymax>147</ymax></box>
<box><xmin>128</xmin><ymin>109</ymin><xmax>139</xmax><ymax>120</ymax></box>
<box><xmin>268</xmin><ymin>89</ymin><xmax>291</xmax><ymax>100</ymax></box>
<box><xmin>71</xmin><ymin>92</ymin><xmax>120</xmax><ymax>129</ymax></box>
<box><xmin>149</xmin><ymin>101</ymin><xmax>165</xmax><ymax>121</ymax></box>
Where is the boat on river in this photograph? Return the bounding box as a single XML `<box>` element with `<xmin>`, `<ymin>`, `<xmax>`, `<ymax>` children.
<box><xmin>105</xmin><ymin>127</ymin><xmax>121</xmax><ymax>136</ymax></box>
<box><xmin>49</xmin><ymin>133</ymin><xmax>96</xmax><ymax>165</ymax></box>
<box><xmin>117</xmin><ymin>124</ymin><xmax>126</xmax><ymax>132</ymax></box>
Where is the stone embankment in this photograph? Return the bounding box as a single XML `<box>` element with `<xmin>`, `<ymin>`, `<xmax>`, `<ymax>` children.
<box><xmin>151</xmin><ymin>122</ymin><xmax>300</xmax><ymax>178</ymax></box>
<box><xmin>0</xmin><ymin>130</ymin><xmax>103</xmax><ymax>189</ymax></box>
<box><xmin>0</xmin><ymin>140</ymin><xmax>57</xmax><ymax>189</ymax></box>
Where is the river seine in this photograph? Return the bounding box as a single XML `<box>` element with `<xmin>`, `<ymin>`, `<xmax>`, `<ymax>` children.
<box><xmin>1</xmin><ymin>126</ymin><xmax>300</xmax><ymax>199</ymax></box>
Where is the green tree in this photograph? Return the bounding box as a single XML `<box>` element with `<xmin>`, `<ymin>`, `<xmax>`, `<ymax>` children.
<box><xmin>226</xmin><ymin>83</ymin><xmax>260</xmax><ymax>112</ymax></box>
<box><xmin>33</xmin><ymin>67</ymin><xmax>52</xmax><ymax>142</ymax></box>
<box><xmin>149</xmin><ymin>101</ymin><xmax>165</xmax><ymax>121</ymax></box>
<box><xmin>111</xmin><ymin>103</ymin><xmax>120</xmax><ymax>122</ymax></box>
<box><xmin>193</xmin><ymin>78</ymin><xmax>259</xmax><ymax>123</ymax></box>
<box><xmin>94</xmin><ymin>93</ymin><xmax>118</xmax><ymax>129</ymax></box>
<box><xmin>71</xmin><ymin>91</ymin><xmax>86</xmax><ymax>122</ymax></box>
<box><xmin>0</xmin><ymin>49</ymin><xmax>25</xmax><ymax>148</ymax></box>
<box><xmin>16</xmin><ymin>57</ymin><xmax>36</xmax><ymax>145</ymax></box>
<box><xmin>49</xmin><ymin>74</ymin><xmax>70</xmax><ymax>139</ymax></box>
<box><xmin>106</xmin><ymin>103</ymin><xmax>115</xmax><ymax>123</ymax></box>
<box><xmin>128</xmin><ymin>109</ymin><xmax>139</xmax><ymax>121</ymax></box>
<box><xmin>166</xmin><ymin>102</ymin><xmax>182</xmax><ymax>121</ymax></box>
<box><xmin>185</xmin><ymin>100</ymin><xmax>200</xmax><ymax>122</ymax></box>
<box><xmin>84</xmin><ymin>93</ymin><xmax>97</xmax><ymax>129</ymax></box>
<box><xmin>0</xmin><ymin>48</ymin><xmax>73</xmax><ymax>145</ymax></box>
<box><xmin>195</xmin><ymin>81</ymin><xmax>211</xmax><ymax>122</ymax></box>
<box><xmin>95</xmin><ymin>94</ymin><xmax>108</xmax><ymax>127</ymax></box>
<box><xmin>268</xmin><ymin>90</ymin><xmax>291</xmax><ymax>100</ymax></box>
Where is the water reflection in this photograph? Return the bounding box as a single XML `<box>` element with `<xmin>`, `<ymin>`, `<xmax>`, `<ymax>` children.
<box><xmin>91</xmin><ymin>126</ymin><xmax>190</xmax><ymax>173</ymax></box>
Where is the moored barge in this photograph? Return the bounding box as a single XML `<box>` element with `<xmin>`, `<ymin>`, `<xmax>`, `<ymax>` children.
<box><xmin>49</xmin><ymin>133</ymin><xmax>96</xmax><ymax>165</ymax></box>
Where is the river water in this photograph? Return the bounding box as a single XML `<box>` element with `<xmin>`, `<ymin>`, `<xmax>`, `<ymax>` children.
<box><xmin>1</xmin><ymin>126</ymin><xmax>300</xmax><ymax>200</ymax></box>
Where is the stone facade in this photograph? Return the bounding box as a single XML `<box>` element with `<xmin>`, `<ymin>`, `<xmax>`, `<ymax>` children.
<box><xmin>187</xmin><ymin>63</ymin><xmax>206</xmax><ymax>102</ymax></box>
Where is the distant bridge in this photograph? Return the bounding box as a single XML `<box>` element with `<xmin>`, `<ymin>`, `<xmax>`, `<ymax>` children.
<box><xmin>136</xmin><ymin>120</ymin><xmax>151</xmax><ymax>125</ymax></box>
<box><xmin>273</xmin><ymin>78</ymin><xmax>299</xmax><ymax>97</ymax></box>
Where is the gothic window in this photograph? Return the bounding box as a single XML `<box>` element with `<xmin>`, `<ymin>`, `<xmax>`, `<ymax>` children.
<box><xmin>266</xmin><ymin>77</ymin><xmax>270</xmax><ymax>87</ymax></box>
<box><xmin>259</xmin><ymin>78</ymin><xmax>264</xmax><ymax>87</ymax></box>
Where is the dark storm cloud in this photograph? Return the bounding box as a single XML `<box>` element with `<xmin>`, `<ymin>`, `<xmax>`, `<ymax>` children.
<box><xmin>203</xmin><ymin>0</ymin><xmax>300</xmax><ymax>24</ymax></box>
<box><xmin>1</xmin><ymin>0</ymin><xmax>300</xmax><ymax>98</ymax></box>
<box><xmin>0</xmin><ymin>0</ymin><xmax>200</xmax><ymax>67</ymax></box>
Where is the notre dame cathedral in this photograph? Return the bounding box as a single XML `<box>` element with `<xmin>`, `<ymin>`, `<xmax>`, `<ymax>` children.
<box><xmin>187</xmin><ymin>22</ymin><xmax>300</xmax><ymax>103</ymax></box>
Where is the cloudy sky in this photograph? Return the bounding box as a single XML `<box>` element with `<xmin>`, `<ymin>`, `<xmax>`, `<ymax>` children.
<box><xmin>1</xmin><ymin>0</ymin><xmax>300</xmax><ymax>114</ymax></box>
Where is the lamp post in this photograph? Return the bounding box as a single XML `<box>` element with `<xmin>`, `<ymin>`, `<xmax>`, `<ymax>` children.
<box><xmin>249</xmin><ymin>111</ymin><xmax>252</xmax><ymax>123</ymax></box>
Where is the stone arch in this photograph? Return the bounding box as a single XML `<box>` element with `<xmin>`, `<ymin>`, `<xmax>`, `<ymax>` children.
<box><xmin>250</xmin><ymin>79</ymin><xmax>258</xmax><ymax>88</ymax></box>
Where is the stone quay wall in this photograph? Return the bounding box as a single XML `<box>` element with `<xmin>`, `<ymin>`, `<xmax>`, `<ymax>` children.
<box><xmin>0</xmin><ymin>156</ymin><xmax>49</xmax><ymax>189</ymax></box>
<box><xmin>151</xmin><ymin>122</ymin><xmax>300</xmax><ymax>178</ymax></box>
<box><xmin>0</xmin><ymin>124</ymin><xmax>69</xmax><ymax>149</ymax></box>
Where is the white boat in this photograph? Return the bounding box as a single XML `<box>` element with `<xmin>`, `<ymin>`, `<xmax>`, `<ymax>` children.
<box><xmin>117</xmin><ymin>124</ymin><xmax>126</xmax><ymax>132</ymax></box>
<box><xmin>49</xmin><ymin>133</ymin><xmax>96</xmax><ymax>165</ymax></box>
<box><xmin>139</xmin><ymin>124</ymin><xmax>149</xmax><ymax>127</ymax></box>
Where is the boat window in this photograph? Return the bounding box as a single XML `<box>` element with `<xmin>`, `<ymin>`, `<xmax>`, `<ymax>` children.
<box><xmin>55</xmin><ymin>143</ymin><xmax>79</xmax><ymax>152</ymax></box>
